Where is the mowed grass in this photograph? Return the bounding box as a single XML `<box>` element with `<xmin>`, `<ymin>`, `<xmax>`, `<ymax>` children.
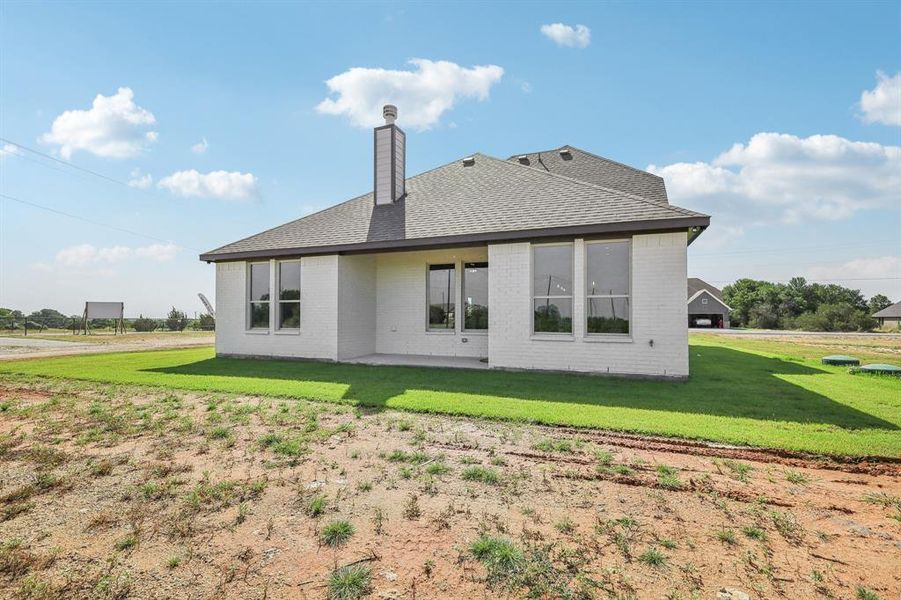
<box><xmin>0</xmin><ymin>336</ymin><xmax>898</xmax><ymax>457</ymax></box>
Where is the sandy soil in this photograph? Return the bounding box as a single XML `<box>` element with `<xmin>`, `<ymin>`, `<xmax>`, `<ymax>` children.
<box><xmin>0</xmin><ymin>332</ymin><xmax>214</xmax><ymax>361</ymax></box>
<box><xmin>0</xmin><ymin>378</ymin><xmax>898</xmax><ymax>599</ymax></box>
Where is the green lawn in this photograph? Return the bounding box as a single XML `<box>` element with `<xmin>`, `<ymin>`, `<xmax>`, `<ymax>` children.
<box><xmin>1</xmin><ymin>338</ymin><xmax>898</xmax><ymax>458</ymax></box>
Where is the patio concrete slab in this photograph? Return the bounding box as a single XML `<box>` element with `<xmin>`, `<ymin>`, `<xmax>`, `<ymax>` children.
<box><xmin>345</xmin><ymin>353</ymin><xmax>489</xmax><ymax>370</ymax></box>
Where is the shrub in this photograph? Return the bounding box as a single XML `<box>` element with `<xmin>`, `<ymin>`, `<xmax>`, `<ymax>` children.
<box><xmin>132</xmin><ymin>315</ymin><xmax>158</xmax><ymax>332</ymax></box>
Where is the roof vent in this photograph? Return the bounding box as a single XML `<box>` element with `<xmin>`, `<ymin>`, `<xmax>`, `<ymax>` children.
<box><xmin>517</xmin><ymin>155</ymin><xmax>530</xmax><ymax>165</ymax></box>
<box><xmin>559</xmin><ymin>148</ymin><xmax>573</xmax><ymax>160</ymax></box>
<box><xmin>462</xmin><ymin>156</ymin><xmax>475</xmax><ymax>167</ymax></box>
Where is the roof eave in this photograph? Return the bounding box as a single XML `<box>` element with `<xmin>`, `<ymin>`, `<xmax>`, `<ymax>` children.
<box><xmin>199</xmin><ymin>215</ymin><xmax>710</xmax><ymax>262</ymax></box>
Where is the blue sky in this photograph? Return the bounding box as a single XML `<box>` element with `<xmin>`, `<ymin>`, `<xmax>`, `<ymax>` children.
<box><xmin>1</xmin><ymin>1</ymin><xmax>899</xmax><ymax>317</ymax></box>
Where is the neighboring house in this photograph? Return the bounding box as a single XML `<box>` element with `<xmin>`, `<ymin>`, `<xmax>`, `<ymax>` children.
<box><xmin>200</xmin><ymin>105</ymin><xmax>710</xmax><ymax>378</ymax></box>
<box><xmin>873</xmin><ymin>301</ymin><xmax>901</xmax><ymax>329</ymax></box>
<box><xmin>687</xmin><ymin>278</ymin><xmax>731</xmax><ymax>328</ymax></box>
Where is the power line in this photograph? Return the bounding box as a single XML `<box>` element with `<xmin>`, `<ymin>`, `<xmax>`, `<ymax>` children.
<box><xmin>0</xmin><ymin>192</ymin><xmax>200</xmax><ymax>251</ymax></box>
<box><xmin>691</xmin><ymin>239</ymin><xmax>899</xmax><ymax>257</ymax></box>
<box><xmin>0</xmin><ymin>137</ymin><xmax>136</xmax><ymax>189</ymax></box>
<box><xmin>703</xmin><ymin>277</ymin><xmax>900</xmax><ymax>283</ymax></box>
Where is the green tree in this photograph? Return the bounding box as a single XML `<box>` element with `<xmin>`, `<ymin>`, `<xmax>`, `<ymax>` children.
<box><xmin>197</xmin><ymin>313</ymin><xmax>215</xmax><ymax>331</ymax></box>
<box><xmin>27</xmin><ymin>308</ymin><xmax>70</xmax><ymax>328</ymax></box>
<box><xmin>166</xmin><ymin>307</ymin><xmax>189</xmax><ymax>332</ymax></box>
<box><xmin>867</xmin><ymin>294</ymin><xmax>893</xmax><ymax>314</ymax></box>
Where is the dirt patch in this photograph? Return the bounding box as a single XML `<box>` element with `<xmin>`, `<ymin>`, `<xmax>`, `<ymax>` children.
<box><xmin>0</xmin><ymin>377</ymin><xmax>898</xmax><ymax>599</ymax></box>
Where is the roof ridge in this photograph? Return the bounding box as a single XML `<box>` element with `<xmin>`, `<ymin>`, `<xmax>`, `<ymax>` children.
<box><xmin>480</xmin><ymin>153</ymin><xmax>705</xmax><ymax>219</ymax></box>
<box><xmin>509</xmin><ymin>145</ymin><xmax>666</xmax><ymax>183</ymax></box>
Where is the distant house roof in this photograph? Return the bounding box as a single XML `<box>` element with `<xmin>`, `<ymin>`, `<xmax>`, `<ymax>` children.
<box><xmin>687</xmin><ymin>289</ymin><xmax>732</xmax><ymax>312</ymax></box>
<box><xmin>508</xmin><ymin>145</ymin><xmax>669</xmax><ymax>204</ymax></box>
<box><xmin>687</xmin><ymin>277</ymin><xmax>724</xmax><ymax>302</ymax></box>
<box><xmin>201</xmin><ymin>150</ymin><xmax>708</xmax><ymax>262</ymax></box>
<box><xmin>873</xmin><ymin>301</ymin><xmax>901</xmax><ymax>318</ymax></box>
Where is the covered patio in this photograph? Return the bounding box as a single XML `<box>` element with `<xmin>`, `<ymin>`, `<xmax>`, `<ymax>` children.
<box><xmin>343</xmin><ymin>353</ymin><xmax>489</xmax><ymax>370</ymax></box>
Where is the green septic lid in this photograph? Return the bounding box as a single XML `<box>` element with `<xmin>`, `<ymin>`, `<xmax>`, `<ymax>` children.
<box><xmin>859</xmin><ymin>363</ymin><xmax>901</xmax><ymax>375</ymax></box>
<box><xmin>821</xmin><ymin>355</ymin><xmax>860</xmax><ymax>366</ymax></box>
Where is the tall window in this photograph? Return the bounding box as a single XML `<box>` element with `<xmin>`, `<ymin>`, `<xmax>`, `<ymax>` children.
<box><xmin>532</xmin><ymin>244</ymin><xmax>573</xmax><ymax>333</ymax></box>
<box><xmin>277</xmin><ymin>261</ymin><xmax>301</xmax><ymax>329</ymax></box>
<box><xmin>248</xmin><ymin>262</ymin><xmax>270</xmax><ymax>329</ymax></box>
<box><xmin>586</xmin><ymin>241</ymin><xmax>630</xmax><ymax>335</ymax></box>
<box><xmin>428</xmin><ymin>264</ymin><xmax>455</xmax><ymax>330</ymax></box>
<box><xmin>463</xmin><ymin>262</ymin><xmax>488</xmax><ymax>330</ymax></box>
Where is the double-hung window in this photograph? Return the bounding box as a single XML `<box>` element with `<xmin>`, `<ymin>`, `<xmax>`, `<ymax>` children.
<box><xmin>532</xmin><ymin>244</ymin><xmax>573</xmax><ymax>333</ymax></box>
<box><xmin>586</xmin><ymin>241</ymin><xmax>631</xmax><ymax>335</ymax></box>
<box><xmin>463</xmin><ymin>262</ymin><xmax>488</xmax><ymax>331</ymax></box>
<box><xmin>248</xmin><ymin>262</ymin><xmax>270</xmax><ymax>329</ymax></box>
<box><xmin>277</xmin><ymin>261</ymin><xmax>301</xmax><ymax>329</ymax></box>
<box><xmin>427</xmin><ymin>264</ymin><xmax>456</xmax><ymax>330</ymax></box>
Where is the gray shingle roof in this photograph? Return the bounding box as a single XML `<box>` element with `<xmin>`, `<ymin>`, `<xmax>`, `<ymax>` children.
<box><xmin>687</xmin><ymin>277</ymin><xmax>724</xmax><ymax>301</ymax></box>
<box><xmin>201</xmin><ymin>151</ymin><xmax>708</xmax><ymax>262</ymax></box>
<box><xmin>509</xmin><ymin>145</ymin><xmax>669</xmax><ymax>204</ymax></box>
<box><xmin>873</xmin><ymin>301</ymin><xmax>901</xmax><ymax>318</ymax></box>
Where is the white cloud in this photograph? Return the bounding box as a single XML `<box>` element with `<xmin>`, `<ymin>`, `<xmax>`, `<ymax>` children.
<box><xmin>315</xmin><ymin>59</ymin><xmax>504</xmax><ymax>130</ymax></box>
<box><xmin>55</xmin><ymin>242</ymin><xmax>178</xmax><ymax>267</ymax></box>
<box><xmin>859</xmin><ymin>71</ymin><xmax>901</xmax><ymax>126</ymax></box>
<box><xmin>806</xmin><ymin>256</ymin><xmax>901</xmax><ymax>300</ymax></box>
<box><xmin>649</xmin><ymin>132</ymin><xmax>901</xmax><ymax>225</ymax></box>
<box><xmin>134</xmin><ymin>243</ymin><xmax>179</xmax><ymax>261</ymax></box>
<box><xmin>157</xmin><ymin>169</ymin><xmax>259</xmax><ymax>201</ymax></box>
<box><xmin>520</xmin><ymin>81</ymin><xmax>533</xmax><ymax>94</ymax></box>
<box><xmin>540</xmin><ymin>23</ymin><xmax>591</xmax><ymax>48</ymax></box>
<box><xmin>39</xmin><ymin>87</ymin><xmax>158</xmax><ymax>159</ymax></box>
<box><xmin>56</xmin><ymin>244</ymin><xmax>131</xmax><ymax>267</ymax></box>
<box><xmin>0</xmin><ymin>143</ymin><xmax>21</xmax><ymax>159</ymax></box>
<box><xmin>191</xmin><ymin>137</ymin><xmax>209</xmax><ymax>154</ymax></box>
<box><xmin>127</xmin><ymin>168</ymin><xmax>153</xmax><ymax>189</ymax></box>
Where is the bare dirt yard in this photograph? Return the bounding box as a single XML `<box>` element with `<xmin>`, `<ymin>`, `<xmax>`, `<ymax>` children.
<box><xmin>0</xmin><ymin>332</ymin><xmax>214</xmax><ymax>361</ymax></box>
<box><xmin>0</xmin><ymin>376</ymin><xmax>898</xmax><ymax>600</ymax></box>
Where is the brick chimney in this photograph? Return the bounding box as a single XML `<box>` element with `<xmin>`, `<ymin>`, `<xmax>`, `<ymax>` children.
<box><xmin>374</xmin><ymin>104</ymin><xmax>405</xmax><ymax>205</ymax></box>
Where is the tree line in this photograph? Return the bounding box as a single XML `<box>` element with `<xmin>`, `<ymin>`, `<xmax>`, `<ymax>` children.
<box><xmin>722</xmin><ymin>277</ymin><xmax>894</xmax><ymax>332</ymax></box>
<box><xmin>0</xmin><ymin>307</ymin><xmax>215</xmax><ymax>332</ymax></box>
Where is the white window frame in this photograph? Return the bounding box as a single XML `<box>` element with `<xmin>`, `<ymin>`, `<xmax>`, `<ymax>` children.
<box><xmin>275</xmin><ymin>259</ymin><xmax>301</xmax><ymax>331</ymax></box>
<box><xmin>246</xmin><ymin>261</ymin><xmax>271</xmax><ymax>331</ymax></box>
<box><xmin>584</xmin><ymin>239</ymin><xmax>631</xmax><ymax>337</ymax></box>
<box><xmin>530</xmin><ymin>242</ymin><xmax>575</xmax><ymax>336</ymax></box>
<box><xmin>426</xmin><ymin>262</ymin><xmax>456</xmax><ymax>333</ymax></box>
<box><xmin>462</xmin><ymin>261</ymin><xmax>489</xmax><ymax>333</ymax></box>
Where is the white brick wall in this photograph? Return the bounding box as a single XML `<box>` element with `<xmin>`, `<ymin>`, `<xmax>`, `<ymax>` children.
<box><xmin>215</xmin><ymin>256</ymin><xmax>339</xmax><ymax>360</ymax></box>
<box><xmin>337</xmin><ymin>255</ymin><xmax>377</xmax><ymax>360</ymax></box>
<box><xmin>374</xmin><ymin>248</ymin><xmax>489</xmax><ymax>358</ymax></box>
<box><xmin>214</xmin><ymin>232</ymin><xmax>688</xmax><ymax>377</ymax></box>
<box><xmin>488</xmin><ymin>232</ymin><xmax>688</xmax><ymax>377</ymax></box>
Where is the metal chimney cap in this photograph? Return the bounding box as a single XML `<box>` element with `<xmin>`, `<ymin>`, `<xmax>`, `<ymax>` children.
<box><xmin>383</xmin><ymin>104</ymin><xmax>398</xmax><ymax>124</ymax></box>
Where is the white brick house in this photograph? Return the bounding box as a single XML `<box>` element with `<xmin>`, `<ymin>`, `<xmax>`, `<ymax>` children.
<box><xmin>202</xmin><ymin>106</ymin><xmax>709</xmax><ymax>378</ymax></box>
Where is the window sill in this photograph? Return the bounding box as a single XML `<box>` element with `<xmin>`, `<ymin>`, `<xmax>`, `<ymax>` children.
<box><xmin>426</xmin><ymin>330</ymin><xmax>456</xmax><ymax>335</ymax></box>
<box><xmin>530</xmin><ymin>334</ymin><xmax>575</xmax><ymax>342</ymax></box>
<box><xmin>274</xmin><ymin>329</ymin><xmax>301</xmax><ymax>336</ymax></box>
<box><xmin>245</xmin><ymin>329</ymin><xmax>270</xmax><ymax>335</ymax></box>
<box><xmin>583</xmin><ymin>335</ymin><xmax>633</xmax><ymax>344</ymax></box>
<box><xmin>462</xmin><ymin>331</ymin><xmax>488</xmax><ymax>336</ymax></box>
